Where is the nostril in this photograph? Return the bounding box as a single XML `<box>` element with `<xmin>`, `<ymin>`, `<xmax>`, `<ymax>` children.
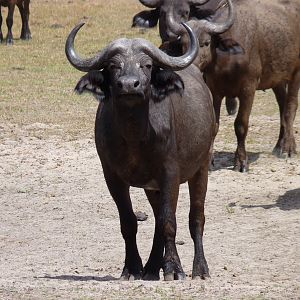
<box><xmin>134</xmin><ymin>80</ymin><xmax>140</xmax><ymax>88</ymax></box>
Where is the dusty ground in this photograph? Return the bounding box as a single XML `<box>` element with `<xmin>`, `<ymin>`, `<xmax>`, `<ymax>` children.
<box><xmin>0</xmin><ymin>0</ymin><xmax>300</xmax><ymax>299</ymax></box>
<box><xmin>1</xmin><ymin>95</ymin><xmax>299</xmax><ymax>299</ymax></box>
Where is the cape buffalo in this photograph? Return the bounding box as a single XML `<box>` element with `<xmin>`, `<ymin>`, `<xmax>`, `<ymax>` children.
<box><xmin>134</xmin><ymin>0</ymin><xmax>300</xmax><ymax>172</ymax></box>
<box><xmin>0</xmin><ymin>0</ymin><xmax>31</xmax><ymax>45</ymax></box>
<box><xmin>133</xmin><ymin>0</ymin><xmax>238</xmax><ymax>115</ymax></box>
<box><xmin>65</xmin><ymin>22</ymin><xmax>215</xmax><ymax>280</ymax></box>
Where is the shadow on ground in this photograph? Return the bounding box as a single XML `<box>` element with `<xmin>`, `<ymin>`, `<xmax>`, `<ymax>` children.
<box><xmin>240</xmin><ymin>188</ymin><xmax>300</xmax><ymax>211</ymax></box>
<box><xmin>212</xmin><ymin>151</ymin><xmax>260</xmax><ymax>171</ymax></box>
<box><xmin>41</xmin><ymin>274</ymin><xmax>118</xmax><ymax>282</ymax></box>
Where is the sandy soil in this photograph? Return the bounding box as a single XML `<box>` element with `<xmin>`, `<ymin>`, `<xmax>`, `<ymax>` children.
<box><xmin>0</xmin><ymin>100</ymin><xmax>300</xmax><ymax>299</ymax></box>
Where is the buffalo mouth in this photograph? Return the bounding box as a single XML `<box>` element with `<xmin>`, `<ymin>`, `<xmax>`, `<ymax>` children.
<box><xmin>117</xmin><ymin>92</ymin><xmax>146</xmax><ymax>107</ymax></box>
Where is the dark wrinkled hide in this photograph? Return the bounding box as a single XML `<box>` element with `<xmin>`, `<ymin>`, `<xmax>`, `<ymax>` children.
<box><xmin>0</xmin><ymin>0</ymin><xmax>31</xmax><ymax>45</ymax></box>
<box><xmin>66</xmin><ymin>25</ymin><xmax>215</xmax><ymax>281</ymax></box>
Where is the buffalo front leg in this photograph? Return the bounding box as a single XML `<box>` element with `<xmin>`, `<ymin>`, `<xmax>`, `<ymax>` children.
<box><xmin>103</xmin><ymin>168</ymin><xmax>143</xmax><ymax>280</ymax></box>
<box><xmin>188</xmin><ymin>162</ymin><xmax>210</xmax><ymax>279</ymax></box>
<box><xmin>273</xmin><ymin>72</ymin><xmax>299</xmax><ymax>157</ymax></box>
<box><xmin>160</xmin><ymin>165</ymin><xmax>185</xmax><ymax>281</ymax></box>
<box><xmin>234</xmin><ymin>88</ymin><xmax>255</xmax><ymax>172</ymax></box>
<box><xmin>18</xmin><ymin>0</ymin><xmax>31</xmax><ymax>40</ymax></box>
<box><xmin>143</xmin><ymin>190</ymin><xmax>164</xmax><ymax>280</ymax></box>
<box><xmin>6</xmin><ymin>4</ymin><xmax>15</xmax><ymax>45</ymax></box>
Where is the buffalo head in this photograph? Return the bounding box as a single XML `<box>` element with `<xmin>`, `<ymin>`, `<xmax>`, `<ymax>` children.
<box><xmin>65</xmin><ymin>22</ymin><xmax>198</xmax><ymax>141</ymax></box>
<box><xmin>133</xmin><ymin>0</ymin><xmax>235</xmax><ymax>42</ymax></box>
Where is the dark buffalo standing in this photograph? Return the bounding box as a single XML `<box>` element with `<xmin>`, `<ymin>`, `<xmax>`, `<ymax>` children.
<box><xmin>134</xmin><ymin>0</ymin><xmax>300</xmax><ymax>172</ymax></box>
<box><xmin>0</xmin><ymin>0</ymin><xmax>31</xmax><ymax>45</ymax></box>
<box><xmin>133</xmin><ymin>0</ymin><xmax>239</xmax><ymax>115</ymax></box>
<box><xmin>66</xmin><ymin>22</ymin><xmax>215</xmax><ymax>280</ymax></box>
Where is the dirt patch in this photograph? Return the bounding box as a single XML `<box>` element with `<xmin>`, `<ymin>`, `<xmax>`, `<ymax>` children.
<box><xmin>1</xmin><ymin>108</ymin><xmax>299</xmax><ymax>299</ymax></box>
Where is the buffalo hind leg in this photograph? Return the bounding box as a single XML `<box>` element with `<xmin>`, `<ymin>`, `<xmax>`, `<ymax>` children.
<box><xmin>272</xmin><ymin>84</ymin><xmax>287</xmax><ymax>157</ymax></box>
<box><xmin>234</xmin><ymin>88</ymin><xmax>256</xmax><ymax>172</ymax></box>
<box><xmin>211</xmin><ymin>94</ymin><xmax>224</xmax><ymax>168</ymax></box>
<box><xmin>143</xmin><ymin>190</ymin><xmax>164</xmax><ymax>280</ymax></box>
<box><xmin>273</xmin><ymin>72</ymin><xmax>299</xmax><ymax>157</ymax></box>
<box><xmin>103</xmin><ymin>167</ymin><xmax>143</xmax><ymax>280</ymax></box>
<box><xmin>188</xmin><ymin>163</ymin><xmax>210</xmax><ymax>279</ymax></box>
<box><xmin>6</xmin><ymin>3</ymin><xmax>15</xmax><ymax>45</ymax></box>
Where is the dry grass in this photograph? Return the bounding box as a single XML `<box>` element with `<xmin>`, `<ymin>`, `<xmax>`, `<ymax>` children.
<box><xmin>0</xmin><ymin>0</ymin><xmax>298</xmax><ymax>145</ymax></box>
<box><xmin>0</xmin><ymin>0</ymin><xmax>160</xmax><ymax>139</ymax></box>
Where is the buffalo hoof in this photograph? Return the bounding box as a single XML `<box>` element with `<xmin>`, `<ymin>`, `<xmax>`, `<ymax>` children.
<box><xmin>6</xmin><ymin>39</ymin><xmax>13</xmax><ymax>46</ymax></box>
<box><xmin>142</xmin><ymin>272</ymin><xmax>160</xmax><ymax>281</ymax></box>
<box><xmin>192</xmin><ymin>259</ymin><xmax>210</xmax><ymax>279</ymax></box>
<box><xmin>119</xmin><ymin>273</ymin><xmax>142</xmax><ymax>281</ymax></box>
<box><xmin>233</xmin><ymin>161</ymin><xmax>248</xmax><ymax>173</ymax></box>
<box><xmin>164</xmin><ymin>272</ymin><xmax>186</xmax><ymax>281</ymax></box>
<box><xmin>272</xmin><ymin>146</ymin><xmax>297</xmax><ymax>159</ymax></box>
<box><xmin>21</xmin><ymin>33</ymin><xmax>32</xmax><ymax>40</ymax></box>
<box><xmin>120</xmin><ymin>267</ymin><xmax>143</xmax><ymax>281</ymax></box>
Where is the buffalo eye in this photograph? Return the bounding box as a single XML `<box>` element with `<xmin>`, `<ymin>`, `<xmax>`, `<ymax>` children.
<box><xmin>108</xmin><ymin>63</ymin><xmax>122</xmax><ymax>71</ymax></box>
<box><xmin>140</xmin><ymin>62</ymin><xmax>152</xmax><ymax>71</ymax></box>
<box><xmin>179</xmin><ymin>9</ymin><xmax>189</xmax><ymax>19</ymax></box>
<box><xmin>200</xmin><ymin>41</ymin><xmax>210</xmax><ymax>48</ymax></box>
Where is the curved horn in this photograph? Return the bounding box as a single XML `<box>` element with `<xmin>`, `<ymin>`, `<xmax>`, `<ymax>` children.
<box><xmin>139</xmin><ymin>0</ymin><xmax>161</xmax><ymax>8</ymax></box>
<box><xmin>165</xmin><ymin>10</ymin><xmax>186</xmax><ymax>37</ymax></box>
<box><xmin>138</xmin><ymin>22</ymin><xmax>199</xmax><ymax>71</ymax></box>
<box><xmin>65</xmin><ymin>22</ymin><xmax>124</xmax><ymax>72</ymax></box>
<box><xmin>196</xmin><ymin>0</ymin><xmax>235</xmax><ymax>34</ymax></box>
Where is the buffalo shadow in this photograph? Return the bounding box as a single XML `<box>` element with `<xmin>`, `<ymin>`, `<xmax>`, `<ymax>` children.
<box><xmin>240</xmin><ymin>188</ymin><xmax>300</xmax><ymax>211</ymax></box>
<box><xmin>41</xmin><ymin>274</ymin><xmax>118</xmax><ymax>282</ymax></box>
<box><xmin>212</xmin><ymin>151</ymin><xmax>260</xmax><ymax>171</ymax></box>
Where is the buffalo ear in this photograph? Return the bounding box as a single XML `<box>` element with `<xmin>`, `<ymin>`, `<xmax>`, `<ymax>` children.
<box><xmin>215</xmin><ymin>37</ymin><xmax>245</xmax><ymax>55</ymax></box>
<box><xmin>75</xmin><ymin>70</ymin><xmax>106</xmax><ymax>102</ymax></box>
<box><xmin>151</xmin><ymin>68</ymin><xmax>184</xmax><ymax>101</ymax></box>
<box><xmin>132</xmin><ymin>9</ymin><xmax>159</xmax><ymax>28</ymax></box>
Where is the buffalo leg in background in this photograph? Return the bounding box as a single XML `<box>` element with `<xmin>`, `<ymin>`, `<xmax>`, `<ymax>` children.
<box><xmin>272</xmin><ymin>84</ymin><xmax>287</xmax><ymax>157</ymax></box>
<box><xmin>188</xmin><ymin>162</ymin><xmax>210</xmax><ymax>279</ymax></box>
<box><xmin>233</xmin><ymin>86</ymin><xmax>256</xmax><ymax>172</ymax></box>
<box><xmin>18</xmin><ymin>0</ymin><xmax>31</xmax><ymax>40</ymax></box>
<box><xmin>6</xmin><ymin>3</ymin><xmax>15</xmax><ymax>45</ymax></box>
<box><xmin>0</xmin><ymin>6</ymin><xmax>3</xmax><ymax>43</ymax></box>
<box><xmin>273</xmin><ymin>72</ymin><xmax>299</xmax><ymax>157</ymax></box>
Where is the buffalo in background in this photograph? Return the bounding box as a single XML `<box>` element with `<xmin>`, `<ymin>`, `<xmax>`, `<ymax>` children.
<box><xmin>66</xmin><ymin>22</ymin><xmax>215</xmax><ymax>281</ymax></box>
<box><xmin>0</xmin><ymin>0</ymin><xmax>31</xmax><ymax>45</ymax></box>
<box><xmin>133</xmin><ymin>0</ymin><xmax>300</xmax><ymax>172</ymax></box>
<box><xmin>133</xmin><ymin>0</ymin><xmax>238</xmax><ymax>115</ymax></box>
